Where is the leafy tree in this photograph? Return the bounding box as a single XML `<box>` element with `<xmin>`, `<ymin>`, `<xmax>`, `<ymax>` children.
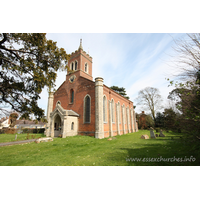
<box><xmin>167</xmin><ymin>33</ymin><xmax>200</xmax><ymax>138</ymax></box>
<box><xmin>110</xmin><ymin>86</ymin><xmax>130</xmax><ymax>100</ymax></box>
<box><xmin>155</xmin><ymin>112</ymin><xmax>165</xmax><ymax>128</ymax></box>
<box><xmin>0</xmin><ymin>33</ymin><xmax>70</xmax><ymax>120</ymax></box>
<box><xmin>135</xmin><ymin>87</ymin><xmax>163</xmax><ymax>122</ymax></box>
<box><xmin>9</xmin><ymin>112</ymin><xmax>19</xmax><ymax>127</ymax></box>
<box><xmin>163</xmin><ymin>108</ymin><xmax>180</xmax><ymax>132</ymax></box>
<box><xmin>145</xmin><ymin>115</ymin><xmax>155</xmax><ymax>128</ymax></box>
<box><xmin>168</xmin><ymin>84</ymin><xmax>200</xmax><ymax>121</ymax></box>
<box><xmin>168</xmin><ymin>81</ymin><xmax>200</xmax><ymax>135</ymax></box>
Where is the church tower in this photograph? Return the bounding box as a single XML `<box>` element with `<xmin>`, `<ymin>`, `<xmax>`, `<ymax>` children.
<box><xmin>67</xmin><ymin>39</ymin><xmax>93</xmax><ymax>81</ymax></box>
<box><xmin>45</xmin><ymin>39</ymin><xmax>137</xmax><ymax>139</ymax></box>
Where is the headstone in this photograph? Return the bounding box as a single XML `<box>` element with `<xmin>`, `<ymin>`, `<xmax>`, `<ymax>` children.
<box><xmin>155</xmin><ymin>134</ymin><xmax>159</xmax><ymax>137</ymax></box>
<box><xmin>107</xmin><ymin>138</ymin><xmax>112</xmax><ymax>141</ymax></box>
<box><xmin>141</xmin><ymin>135</ymin><xmax>149</xmax><ymax>139</ymax></box>
<box><xmin>159</xmin><ymin>129</ymin><xmax>165</xmax><ymax>137</ymax></box>
<box><xmin>15</xmin><ymin>134</ymin><xmax>17</xmax><ymax>140</ymax></box>
<box><xmin>150</xmin><ymin>127</ymin><xmax>156</xmax><ymax>139</ymax></box>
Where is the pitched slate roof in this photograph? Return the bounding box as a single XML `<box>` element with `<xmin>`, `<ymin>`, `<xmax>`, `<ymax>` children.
<box><xmin>15</xmin><ymin>120</ymin><xmax>45</xmax><ymax>126</ymax></box>
<box><xmin>67</xmin><ymin>110</ymin><xmax>79</xmax><ymax>117</ymax></box>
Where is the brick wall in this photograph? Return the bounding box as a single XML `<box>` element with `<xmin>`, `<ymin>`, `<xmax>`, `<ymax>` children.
<box><xmin>103</xmin><ymin>85</ymin><xmax>135</xmax><ymax>137</ymax></box>
<box><xmin>53</xmin><ymin>74</ymin><xmax>96</xmax><ymax>135</ymax></box>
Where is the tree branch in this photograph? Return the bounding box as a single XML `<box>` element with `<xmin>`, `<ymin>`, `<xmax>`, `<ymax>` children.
<box><xmin>0</xmin><ymin>33</ymin><xmax>7</xmax><ymax>45</ymax></box>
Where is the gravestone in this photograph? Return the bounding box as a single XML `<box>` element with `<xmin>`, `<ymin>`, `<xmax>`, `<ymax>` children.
<box><xmin>141</xmin><ymin>135</ymin><xmax>149</xmax><ymax>139</ymax></box>
<box><xmin>150</xmin><ymin>127</ymin><xmax>156</xmax><ymax>139</ymax></box>
<box><xmin>35</xmin><ymin>137</ymin><xmax>53</xmax><ymax>143</ymax></box>
<box><xmin>155</xmin><ymin>134</ymin><xmax>159</xmax><ymax>137</ymax></box>
<box><xmin>15</xmin><ymin>134</ymin><xmax>17</xmax><ymax>140</ymax></box>
<box><xmin>159</xmin><ymin>129</ymin><xmax>165</xmax><ymax>137</ymax></box>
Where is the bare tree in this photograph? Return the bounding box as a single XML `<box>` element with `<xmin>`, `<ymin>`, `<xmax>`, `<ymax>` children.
<box><xmin>135</xmin><ymin>87</ymin><xmax>163</xmax><ymax>122</ymax></box>
<box><xmin>171</xmin><ymin>33</ymin><xmax>200</xmax><ymax>81</ymax></box>
<box><xmin>169</xmin><ymin>34</ymin><xmax>200</xmax><ymax>117</ymax></box>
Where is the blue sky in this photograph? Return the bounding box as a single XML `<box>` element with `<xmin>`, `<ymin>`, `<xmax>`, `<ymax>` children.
<box><xmin>38</xmin><ymin>33</ymin><xmax>186</xmax><ymax>114</ymax></box>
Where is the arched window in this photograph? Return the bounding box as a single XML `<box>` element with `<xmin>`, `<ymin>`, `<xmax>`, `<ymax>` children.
<box><xmin>71</xmin><ymin>62</ymin><xmax>74</xmax><ymax>71</ymax></box>
<box><xmin>103</xmin><ymin>96</ymin><xmax>107</xmax><ymax>123</ymax></box>
<box><xmin>85</xmin><ymin>63</ymin><xmax>88</xmax><ymax>73</ymax></box>
<box><xmin>71</xmin><ymin>122</ymin><xmax>74</xmax><ymax>130</ymax></box>
<box><xmin>70</xmin><ymin>89</ymin><xmax>74</xmax><ymax>103</ymax></box>
<box><xmin>111</xmin><ymin>99</ymin><xmax>114</xmax><ymax>123</ymax></box>
<box><xmin>123</xmin><ymin>104</ymin><xmax>126</xmax><ymax>124</ymax></box>
<box><xmin>118</xmin><ymin>102</ymin><xmax>121</xmax><ymax>123</ymax></box>
<box><xmin>130</xmin><ymin>108</ymin><xmax>133</xmax><ymax>126</ymax></box>
<box><xmin>127</xmin><ymin>107</ymin><xmax>129</xmax><ymax>124</ymax></box>
<box><xmin>75</xmin><ymin>61</ymin><xmax>78</xmax><ymax>70</ymax></box>
<box><xmin>84</xmin><ymin>95</ymin><xmax>91</xmax><ymax>123</ymax></box>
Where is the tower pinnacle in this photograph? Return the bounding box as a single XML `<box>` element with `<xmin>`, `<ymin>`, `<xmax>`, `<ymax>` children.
<box><xmin>79</xmin><ymin>39</ymin><xmax>83</xmax><ymax>50</ymax></box>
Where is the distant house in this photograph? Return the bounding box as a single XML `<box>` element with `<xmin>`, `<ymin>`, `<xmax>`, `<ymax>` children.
<box><xmin>0</xmin><ymin>115</ymin><xmax>46</xmax><ymax>133</ymax></box>
<box><xmin>137</xmin><ymin>111</ymin><xmax>147</xmax><ymax>129</ymax></box>
<box><xmin>0</xmin><ymin>117</ymin><xmax>9</xmax><ymax>129</ymax></box>
<box><xmin>14</xmin><ymin>120</ymin><xmax>46</xmax><ymax>129</ymax></box>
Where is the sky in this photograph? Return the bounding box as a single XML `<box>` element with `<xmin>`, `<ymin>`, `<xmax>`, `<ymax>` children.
<box><xmin>38</xmin><ymin>33</ymin><xmax>186</xmax><ymax>115</ymax></box>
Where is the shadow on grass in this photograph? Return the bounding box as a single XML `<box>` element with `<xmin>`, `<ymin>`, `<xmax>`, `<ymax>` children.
<box><xmin>154</xmin><ymin>136</ymin><xmax>183</xmax><ymax>141</ymax></box>
<box><xmin>105</xmin><ymin>139</ymin><xmax>200</xmax><ymax>166</ymax></box>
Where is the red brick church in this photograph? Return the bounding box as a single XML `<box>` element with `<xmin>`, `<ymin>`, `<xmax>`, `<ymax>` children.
<box><xmin>45</xmin><ymin>40</ymin><xmax>138</xmax><ymax>139</ymax></box>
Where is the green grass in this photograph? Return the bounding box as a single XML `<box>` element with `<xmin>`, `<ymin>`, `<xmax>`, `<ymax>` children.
<box><xmin>0</xmin><ymin>133</ymin><xmax>45</xmax><ymax>143</ymax></box>
<box><xmin>0</xmin><ymin>130</ymin><xmax>200</xmax><ymax>166</ymax></box>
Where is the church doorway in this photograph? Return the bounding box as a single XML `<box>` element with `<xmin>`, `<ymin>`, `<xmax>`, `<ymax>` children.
<box><xmin>54</xmin><ymin>114</ymin><xmax>62</xmax><ymax>137</ymax></box>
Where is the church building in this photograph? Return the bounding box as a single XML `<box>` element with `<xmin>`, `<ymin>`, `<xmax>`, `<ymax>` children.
<box><xmin>45</xmin><ymin>40</ymin><xmax>138</xmax><ymax>139</ymax></box>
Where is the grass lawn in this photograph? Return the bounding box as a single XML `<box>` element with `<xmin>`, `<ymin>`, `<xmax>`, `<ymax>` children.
<box><xmin>0</xmin><ymin>133</ymin><xmax>45</xmax><ymax>143</ymax></box>
<box><xmin>0</xmin><ymin>130</ymin><xmax>200</xmax><ymax>166</ymax></box>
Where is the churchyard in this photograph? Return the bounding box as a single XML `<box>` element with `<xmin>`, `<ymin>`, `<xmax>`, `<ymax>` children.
<box><xmin>0</xmin><ymin>133</ymin><xmax>45</xmax><ymax>143</ymax></box>
<box><xmin>0</xmin><ymin>130</ymin><xmax>199</xmax><ymax>166</ymax></box>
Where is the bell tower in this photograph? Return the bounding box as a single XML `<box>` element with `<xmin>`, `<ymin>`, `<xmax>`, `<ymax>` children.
<box><xmin>67</xmin><ymin>39</ymin><xmax>93</xmax><ymax>81</ymax></box>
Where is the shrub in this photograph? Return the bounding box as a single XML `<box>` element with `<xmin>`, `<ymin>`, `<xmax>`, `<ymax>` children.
<box><xmin>2</xmin><ymin>128</ymin><xmax>19</xmax><ymax>134</ymax></box>
<box><xmin>22</xmin><ymin>128</ymin><xmax>45</xmax><ymax>134</ymax></box>
<box><xmin>0</xmin><ymin>128</ymin><xmax>45</xmax><ymax>134</ymax></box>
<box><xmin>0</xmin><ymin>129</ymin><xmax>5</xmax><ymax>134</ymax></box>
<box><xmin>155</xmin><ymin>128</ymin><xmax>160</xmax><ymax>133</ymax></box>
<box><xmin>22</xmin><ymin>128</ymin><xmax>29</xmax><ymax>134</ymax></box>
<box><xmin>26</xmin><ymin>133</ymin><xmax>30</xmax><ymax>140</ymax></box>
